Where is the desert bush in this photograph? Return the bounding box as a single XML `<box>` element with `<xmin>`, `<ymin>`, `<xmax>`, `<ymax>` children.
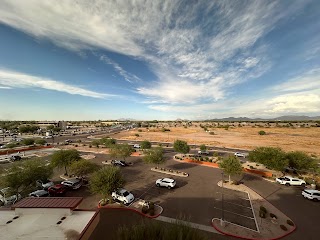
<box><xmin>260</xmin><ymin>206</ymin><xmax>267</xmax><ymax>213</ymax></box>
<box><xmin>135</xmin><ymin>133</ymin><xmax>140</xmax><ymax>137</ymax></box>
<box><xmin>258</xmin><ymin>130</ymin><xmax>266</xmax><ymax>135</ymax></box>
<box><xmin>287</xmin><ymin>220</ymin><xmax>294</xmax><ymax>226</ymax></box>
<box><xmin>138</xmin><ymin>129</ymin><xmax>142</xmax><ymax>132</ymax></box>
<box><xmin>142</xmin><ymin>206</ymin><xmax>148</xmax><ymax>214</ymax></box>
<box><xmin>209</xmin><ymin>132</ymin><xmax>215</xmax><ymax>135</ymax></box>
<box><xmin>280</xmin><ymin>225</ymin><xmax>288</xmax><ymax>231</ymax></box>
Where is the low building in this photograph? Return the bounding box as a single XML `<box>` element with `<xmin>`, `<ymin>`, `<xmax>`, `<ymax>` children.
<box><xmin>1</xmin><ymin>197</ymin><xmax>96</xmax><ymax>240</ymax></box>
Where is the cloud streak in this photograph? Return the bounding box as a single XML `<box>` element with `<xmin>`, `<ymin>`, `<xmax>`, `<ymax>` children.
<box><xmin>0</xmin><ymin>69</ymin><xmax>113</xmax><ymax>99</ymax></box>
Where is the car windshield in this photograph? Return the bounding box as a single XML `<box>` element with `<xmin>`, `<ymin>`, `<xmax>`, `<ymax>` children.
<box><xmin>123</xmin><ymin>191</ymin><xmax>129</xmax><ymax>197</ymax></box>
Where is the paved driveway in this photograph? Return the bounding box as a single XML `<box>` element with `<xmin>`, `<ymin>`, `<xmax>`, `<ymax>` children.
<box><xmin>242</xmin><ymin>174</ymin><xmax>320</xmax><ymax>240</ymax></box>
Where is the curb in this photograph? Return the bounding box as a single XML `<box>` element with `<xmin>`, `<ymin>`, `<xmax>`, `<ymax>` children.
<box><xmin>211</xmin><ymin>218</ymin><xmax>296</xmax><ymax>240</ymax></box>
<box><xmin>100</xmin><ymin>205</ymin><xmax>163</xmax><ymax>219</ymax></box>
<box><xmin>151</xmin><ymin>167</ymin><xmax>189</xmax><ymax>177</ymax></box>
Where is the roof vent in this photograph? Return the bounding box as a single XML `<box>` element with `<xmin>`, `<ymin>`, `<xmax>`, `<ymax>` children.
<box><xmin>6</xmin><ymin>220</ymin><xmax>13</xmax><ymax>224</ymax></box>
<box><xmin>13</xmin><ymin>216</ymin><xmax>20</xmax><ymax>220</ymax></box>
<box><xmin>56</xmin><ymin>221</ymin><xmax>62</xmax><ymax>225</ymax></box>
<box><xmin>61</xmin><ymin>217</ymin><xmax>66</xmax><ymax>220</ymax></box>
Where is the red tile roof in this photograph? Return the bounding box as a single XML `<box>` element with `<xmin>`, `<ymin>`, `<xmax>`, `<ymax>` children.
<box><xmin>12</xmin><ymin>197</ymin><xmax>83</xmax><ymax>209</ymax></box>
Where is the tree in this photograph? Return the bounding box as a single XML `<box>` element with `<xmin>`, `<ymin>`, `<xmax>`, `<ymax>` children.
<box><xmin>91</xmin><ymin>140</ymin><xmax>100</xmax><ymax>148</ymax></box>
<box><xmin>143</xmin><ymin>147</ymin><xmax>165</xmax><ymax>165</ymax></box>
<box><xmin>52</xmin><ymin>127</ymin><xmax>62</xmax><ymax>132</ymax></box>
<box><xmin>46</xmin><ymin>125</ymin><xmax>55</xmax><ymax>131</ymax></box>
<box><xmin>219</xmin><ymin>156</ymin><xmax>243</xmax><ymax>182</ymax></box>
<box><xmin>248</xmin><ymin>147</ymin><xmax>288</xmax><ymax>171</ymax></box>
<box><xmin>2</xmin><ymin>158</ymin><xmax>53</xmax><ymax>195</ymax></box>
<box><xmin>5</xmin><ymin>142</ymin><xmax>18</xmax><ymax>149</ymax></box>
<box><xmin>89</xmin><ymin>166</ymin><xmax>124</xmax><ymax>197</ymax></box>
<box><xmin>22</xmin><ymin>138</ymin><xmax>35</xmax><ymax>146</ymax></box>
<box><xmin>109</xmin><ymin>144</ymin><xmax>134</xmax><ymax>160</ymax></box>
<box><xmin>35</xmin><ymin>139</ymin><xmax>47</xmax><ymax>145</ymax></box>
<box><xmin>200</xmin><ymin>144</ymin><xmax>207</xmax><ymax>151</ymax></box>
<box><xmin>286</xmin><ymin>151</ymin><xmax>317</xmax><ymax>171</ymax></box>
<box><xmin>141</xmin><ymin>140</ymin><xmax>152</xmax><ymax>150</ymax></box>
<box><xmin>51</xmin><ymin>149</ymin><xmax>81</xmax><ymax>176</ymax></box>
<box><xmin>173</xmin><ymin>140</ymin><xmax>190</xmax><ymax>154</ymax></box>
<box><xmin>100</xmin><ymin>137</ymin><xmax>116</xmax><ymax>147</ymax></box>
<box><xmin>70</xmin><ymin>159</ymin><xmax>99</xmax><ymax>178</ymax></box>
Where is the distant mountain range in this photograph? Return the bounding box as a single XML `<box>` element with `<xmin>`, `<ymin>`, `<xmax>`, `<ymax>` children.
<box><xmin>206</xmin><ymin>115</ymin><xmax>320</xmax><ymax>121</ymax></box>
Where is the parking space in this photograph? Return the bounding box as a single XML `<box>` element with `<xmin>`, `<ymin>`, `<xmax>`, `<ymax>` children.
<box><xmin>213</xmin><ymin>189</ymin><xmax>257</xmax><ymax>231</ymax></box>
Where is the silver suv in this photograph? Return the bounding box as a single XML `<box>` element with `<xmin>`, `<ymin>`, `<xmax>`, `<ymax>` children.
<box><xmin>156</xmin><ymin>178</ymin><xmax>176</xmax><ymax>189</ymax></box>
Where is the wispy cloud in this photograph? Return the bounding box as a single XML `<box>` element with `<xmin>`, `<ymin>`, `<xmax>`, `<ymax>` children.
<box><xmin>0</xmin><ymin>69</ymin><xmax>113</xmax><ymax>99</ymax></box>
<box><xmin>0</xmin><ymin>0</ymin><xmax>315</xmax><ymax>118</ymax></box>
<box><xmin>272</xmin><ymin>68</ymin><xmax>320</xmax><ymax>93</ymax></box>
<box><xmin>99</xmin><ymin>55</ymin><xmax>141</xmax><ymax>83</ymax></box>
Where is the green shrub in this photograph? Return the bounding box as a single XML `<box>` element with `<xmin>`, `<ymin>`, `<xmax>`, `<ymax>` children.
<box><xmin>142</xmin><ymin>206</ymin><xmax>148</xmax><ymax>214</ymax></box>
<box><xmin>135</xmin><ymin>133</ymin><xmax>140</xmax><ymax>137</ymax></box>
<box><xmin>209</xmin><ymin>132</ymin><xmax>215</xmax><ymax>135</ymax></box>
<box><xmin>287</xmin><ymin>220</ymin><xmax>294</xmax><ymax>226</ymax></box>
<box><xmin>260</xmin><ymin>206</ymin><xmax>267</xmax><ymax>213</ymax></box>
<box><xmin>280</xmin><ymin>225</ymin><xmax>288</xmax><ymax>231</ymax></box>
<box><xmin>258</xmin><ymin>131</ymin><xmax>266</xmax><ymax>135</ymax></box>
<box><xmin>259</xmin><ymin>210</ymin><xmax>266</xmax><ymax>218</ymax></box>
<box><xmin>138</xmin><ymin>129</ymin><xmax>142</xmax><ymax>132</ymax></box>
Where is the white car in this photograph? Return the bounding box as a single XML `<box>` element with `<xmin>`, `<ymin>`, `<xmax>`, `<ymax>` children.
<box><xmin>133</xmin><ymin>144</ymin><xmax>141</xmax><ymax>149</ymax></box>
<box><xmin>234</xmin><ymin>152</ymin><xmax>246</xmax><ymax>158</ymax></box>
<box><xmin>0</xmin><ymin>188</ymin><xmax>22</xmax><ymax>206</ymax></box>
<box><xmin>29</xmin><ymin>189</ymin><xmax>50</xmax><ymax>197</ymax></box>
<box><xmin>61</xmin><ymin>178</ymin><xmax>82</xmax><ymax>190</ymax></box>
<box><xmin>302</xmin><ymin>189</ymin><xmax>320</xmax><ymax>201</ymax></box>
<box><xmin>111</xmin><ymin>188</ymin><xmax>135</xmax><ymax>205</ymax></box>
<box><xmin>276</xmin><ymin>176</ymin><xmax>306</xmax><ymax>186</ymax></box>
<box><xmin>36</xmin><ymin>179</ymin><xmax>54</xmax><ymax>190</ymax></box>
<box><xmin>156</xmin><ymin>178</ymin><xmax>176</xmax><ymax>189</ymax></box>
<box><xmin>198</xmin><ymin>150</ymin><xmax>209</xmax><ymax>155</ymax></box>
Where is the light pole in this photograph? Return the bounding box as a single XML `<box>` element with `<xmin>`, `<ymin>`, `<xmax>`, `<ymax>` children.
<box><xmin>221</xmin><ymin>172</ymin><xmax>225</xmax><ymax>226</ymax></box>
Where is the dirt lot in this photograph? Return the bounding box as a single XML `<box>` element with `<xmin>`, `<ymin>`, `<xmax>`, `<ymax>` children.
<box><xmin>112</xmin><ymin>126</ymin><xmax>320</xmax><ymax>156</ymax></box>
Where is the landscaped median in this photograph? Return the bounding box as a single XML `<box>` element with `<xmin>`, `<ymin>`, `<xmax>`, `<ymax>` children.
<box><xmin>173</xmin><ymin>154</ymin><xmax>275</xmax><ymax>178</ymax></box>
<box><xmin>0</xmin><ymin>145</ymin><xmax>53</xmax><ymax>155</ymax></box>
<box><xmin>98</xmin><ymin>198</ymin><xmax>163</xmax><ymax>218</ymax></box>
<box><xmin>151</xmin><ymin>167</ymin><xmax>189</xmax><ymax>177</ymax></box>
<box><xmin>211</xmin><ymin>181</ymin><xmax>296</xmax><ymax>240</ymax></box>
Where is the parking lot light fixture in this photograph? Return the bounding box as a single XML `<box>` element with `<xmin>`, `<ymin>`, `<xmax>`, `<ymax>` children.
<box><xmin>221</xmin><ymin>172</ymin><xmax>225</xmax><ymax>226</ymax></box>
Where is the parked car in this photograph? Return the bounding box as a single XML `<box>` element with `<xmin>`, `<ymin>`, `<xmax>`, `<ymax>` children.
<box><xmin>61</xmin><ymin>178</ymin><xmax>82</xmax><ymax>190</ymax></box>
<box><xmin>133</xmin><ymin>144</ymin><xmax>141</xmax><ymax>149</ymax></box>
<box><xmin>36</xmin><ymin>179</ymin><xmax>54</xmax><ymax>190</ymax></box>
<box><xmin>112</xmin><ymin>160</ymin><xmax>128</xmax><ymax>167</ymax></box>
<box><xmin>111</xmin><ymin>188</ymin><xmax>134</xmax><ymax>205</ymax></box>
<box><xmin>48</xmin><ymin>184</ymin><xmax>68</xmax><ymax>196</ymax></box>
<box><xmin>156</xmin><ymin>178</ymin><xmax>176</xmax><ymax>189</ymax></box>
<box><xmin>302</xmin><ymin>189</ymin><xmax>320</xmax><ymax>201</ymax></box>
<box><xmin>0</xmin><ymin>188</ymin><xmax>22</xmax><ymax>206</ymax></box>
<box><xmin>234</xmin><ymin>152</ymin><xmax>246</xmax><ymax>158</ymax></box>
<box><xmin>65</xmin><ymin>139</ymin><xmax>72</xmax><ymax>143</ymax></box>
<box><xmin>29</xmin><ymin>189</ymin><xmax>50</xmax><ymax>198</ymax></box>
<box><xmin>10</xmin><ymin>155</ymin><xmax>22</xmax><ymax>161</ymax></box>
<box><xmin>276</xmin><ymin>176</ymin><xmax>306</xmax><ymax>186</ymax></box>
<box><xmin>198</xmin><ymin>150</ymin><xmax>210</xmax><ymax>155</ymax></box>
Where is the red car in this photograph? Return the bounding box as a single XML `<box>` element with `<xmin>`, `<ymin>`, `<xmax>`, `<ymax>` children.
<box><xmin>48</xmin><ymin>184</ymin><xmax>68</xmax><ymax>196</ymax></box>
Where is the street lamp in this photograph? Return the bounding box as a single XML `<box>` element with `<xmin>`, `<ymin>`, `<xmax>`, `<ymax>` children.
<box><xmin>221</xmin><ymin>172</ymin><xmax>225</xmax><ymax>226</ymax></box>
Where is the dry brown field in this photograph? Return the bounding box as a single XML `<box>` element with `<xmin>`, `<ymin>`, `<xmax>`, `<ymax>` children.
<box><xmin>113</xmin><ymin>126</ymin><xmax>320</xmax><ymax>157</ymax></box>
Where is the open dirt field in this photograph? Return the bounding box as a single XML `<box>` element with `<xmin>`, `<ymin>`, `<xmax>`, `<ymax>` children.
<box><xmin>113</xmin><ymin>126</ymin><xmax>320</xmax><ymax>156</ymax></box>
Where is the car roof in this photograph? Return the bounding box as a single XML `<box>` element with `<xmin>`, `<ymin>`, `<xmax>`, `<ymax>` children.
<box><xmin>117</xmin><ymin>188</ymin><xmax>129</xmax><ymax>193</ymax></box>
<box><xmin>63</xmin><ymin>178</ymin><xmax>80</xmax><ymax>183</ymax></box>
<box><xmin>304</xmin><ymin>189</ymin><xmax>320</xmax><ymax>193</ymax></box>
<box><xmin>162</xmin><ymin>178</ymin><xmax>175</xmax><ymax>182</ymax></box>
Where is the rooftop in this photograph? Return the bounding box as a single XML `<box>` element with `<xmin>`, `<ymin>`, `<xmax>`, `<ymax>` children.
<box><xmin>13</xmin><ymin>197</ymin><xmax>83</xmax><ymax>209</ymax></box>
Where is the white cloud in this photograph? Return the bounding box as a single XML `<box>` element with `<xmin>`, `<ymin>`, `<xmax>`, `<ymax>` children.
<box><xmin>0</xmin><ymin>86</ymin><xmax>12</xmax><ymax>89</ymax></box>
<box><xmin>99</xmin><ymin>55</ymin><xmax>141</xmax><ymax>83</ymax></box>
<box><xmin>0</xmin><ymin>69</ymin><xmax>113</xmax><ymax>99</ymax></box>
<box><xmin>272</xmin><ymin>68</ymin><xmax>320</xmax><ymax>93</ymax></box>
<box><xmin>0</xmin><ymin>0</ymin><xmax>311</xmax><ymax>114</ymax></box>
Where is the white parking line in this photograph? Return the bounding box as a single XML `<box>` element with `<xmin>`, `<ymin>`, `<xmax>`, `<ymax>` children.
<box><xmin>246</xmin><ymin>191</ymin><xmax>260</xmax><ymax>233</ymax></box>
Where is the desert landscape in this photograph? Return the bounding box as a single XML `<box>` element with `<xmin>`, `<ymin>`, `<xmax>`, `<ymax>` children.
<box><xmin>113</xmin><ymin>125</ymin><xmax>320</xmax><ymax>157</ymax></box>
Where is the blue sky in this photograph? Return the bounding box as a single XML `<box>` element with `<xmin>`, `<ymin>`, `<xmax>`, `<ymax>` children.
<box><xmin>0</xmin><ymin>0</ymin><xmax>319</xmax><ymax>121</ymax></box>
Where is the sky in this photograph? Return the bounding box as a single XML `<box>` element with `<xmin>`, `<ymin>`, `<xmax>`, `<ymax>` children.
<box><xmin>0</xmin><ymin>0</ymin><xmax>319</xmax><ymax>121</ymax></box>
